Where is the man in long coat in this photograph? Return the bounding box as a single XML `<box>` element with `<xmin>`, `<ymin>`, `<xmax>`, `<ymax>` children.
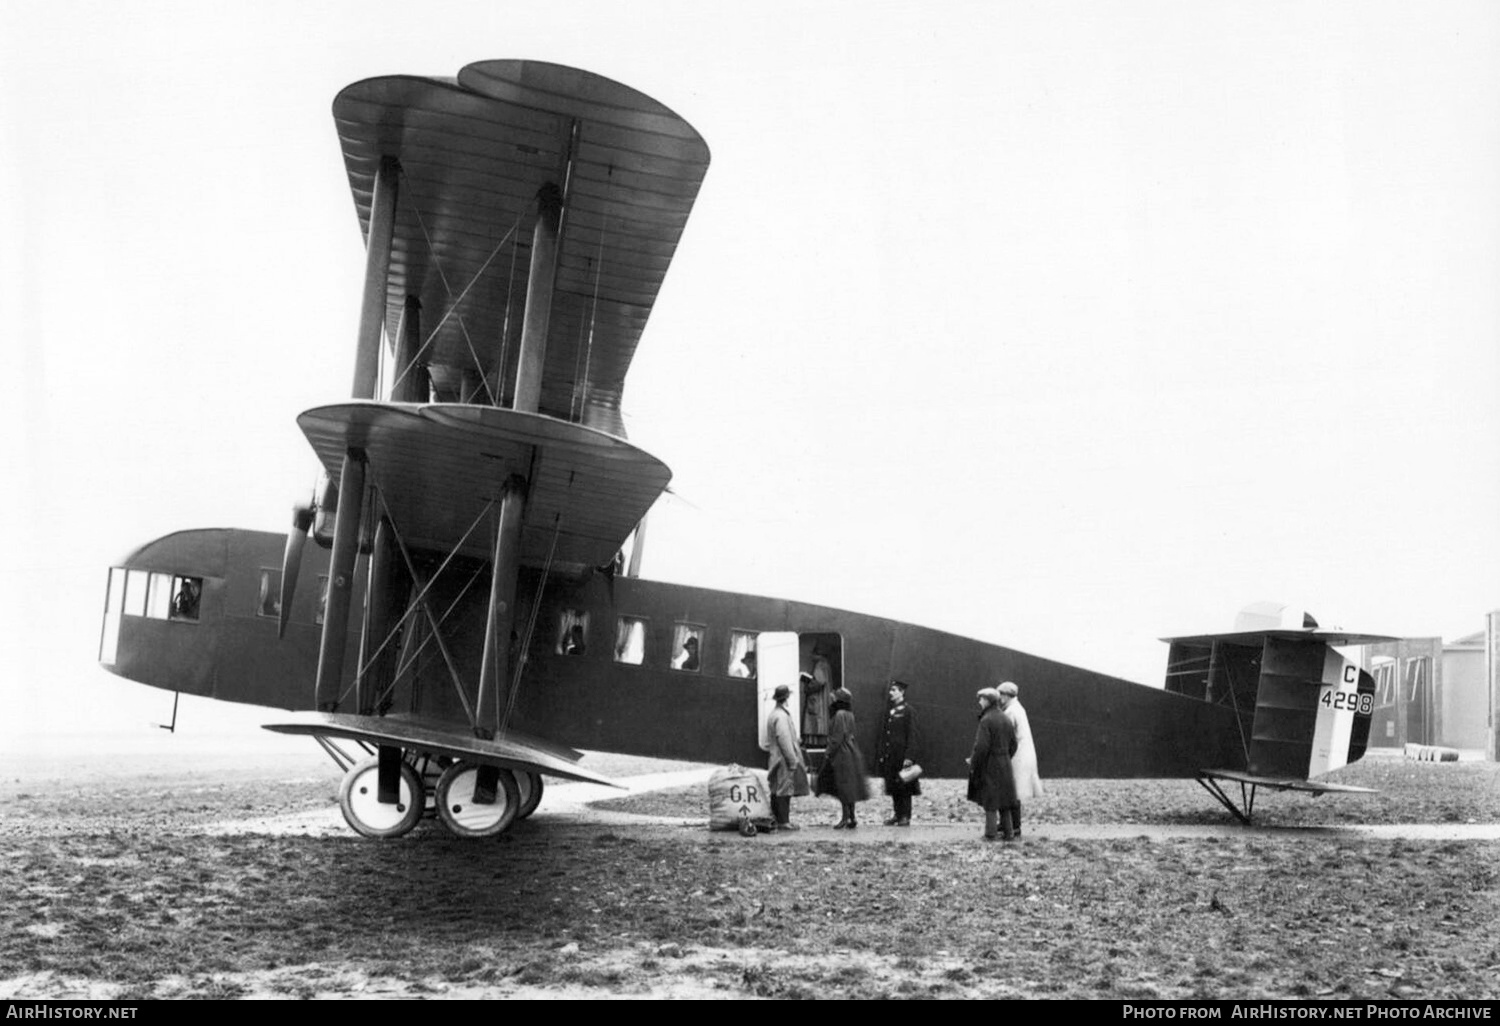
<box><xmin>967</xmin><ymin>687</ymin><xmax>1019</xmax><ymax>841</ymax></box>
<box><xmin>766</xmin><ymin>683</ymin><xmax>805</xmax><ymax>831</ymax></box>
<box><xmin>875</xmin><ymin>680</ymin><xmax>920</xmax><ymax>826</ymax></box>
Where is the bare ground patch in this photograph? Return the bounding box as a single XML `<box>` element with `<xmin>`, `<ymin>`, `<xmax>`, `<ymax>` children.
<box><xmin>1</xmin><ymin>757</ymin><xmax>1497</xmax><ymax>999</ymax></box>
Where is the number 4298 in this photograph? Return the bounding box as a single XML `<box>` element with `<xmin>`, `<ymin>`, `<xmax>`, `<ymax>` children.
<box><xmin>1322</xmin><ymin>690</ymin><xmax>1374</xmax><ymax>716</ymax></box>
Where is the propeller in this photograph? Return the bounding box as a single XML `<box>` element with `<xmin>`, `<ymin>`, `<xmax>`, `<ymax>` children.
<box><xmin>278</xmin><ymin>494</ymin><xmax>317</xmax><ymax>639</ymax></box>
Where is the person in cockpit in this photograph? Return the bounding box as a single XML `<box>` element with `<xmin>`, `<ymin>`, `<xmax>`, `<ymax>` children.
<box><xmin>171</xmin><ymin>578</ymin><xmax>201</xmax><ymax>620</ymax></box>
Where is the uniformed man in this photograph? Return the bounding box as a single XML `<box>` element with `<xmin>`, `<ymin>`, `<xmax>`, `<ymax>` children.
<box><xmin>875</xmin><ymin>680</ymin><xmax>921</xmax><ymax>826</ymax></box>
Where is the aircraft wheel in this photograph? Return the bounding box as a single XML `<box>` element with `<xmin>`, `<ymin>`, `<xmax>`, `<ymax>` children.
<box><xmin>435</xmin><ymin>762</ymin><xmax>521</xmax><ymax>838</ymax></box>
<box><xmin>338</xmin><ymin>756</ymin><xmax>424</xmax><ymax>839</ymax></box>
<box><xmin>516</xmin><ymin>771</ymin><xmax>544</xmax><ymax>820</ymax></box>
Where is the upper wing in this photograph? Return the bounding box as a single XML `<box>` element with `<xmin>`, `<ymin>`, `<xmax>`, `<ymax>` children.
<box><xmin>334</xmin><ymin>60</ymin><xmax>711</xmax><ymax>437</ymax></box>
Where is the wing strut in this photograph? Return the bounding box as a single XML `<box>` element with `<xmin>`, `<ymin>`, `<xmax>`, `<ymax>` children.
<box><xmin>351</xmin><ymin>157</ymin><xmax>399</xmax><ymax>400</ymax></box>
<box><xmin>314</xmin><ymin>448</ymin><xmax>366</xmax><ymax>711</ymax></box>
<box><xmin>475</xmin><ymin>474</ymin><xmax>529</xmax><ymax>739</ymax></box>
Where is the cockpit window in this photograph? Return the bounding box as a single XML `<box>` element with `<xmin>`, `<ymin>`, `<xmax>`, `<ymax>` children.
<box><xmin>124</xmin><ymin>570</ymin><xmax>202</xmax><ymax>623</ymax></box>
<box><xmin>168</xmin><ymin>575</ymin><xmax>202</xmax><ymax>621</ymax></box>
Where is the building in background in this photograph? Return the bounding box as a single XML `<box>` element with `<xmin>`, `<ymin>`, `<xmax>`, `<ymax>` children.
<box><xmin>1357</xmin><ymin>614</ymin><xmax>1497</xmax><ymax>757</ymax></box>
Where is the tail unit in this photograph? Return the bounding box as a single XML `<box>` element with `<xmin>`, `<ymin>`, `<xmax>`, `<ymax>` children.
<box><xmin>1162</xmin><ymin>603</ymin><xmax>1392</xmax><ymax>822</ymax></box>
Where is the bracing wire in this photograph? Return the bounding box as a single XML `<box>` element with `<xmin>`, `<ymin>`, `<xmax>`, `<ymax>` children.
<box><xmin>387</xmin><ymin>167</ymin><xmax>526</xmax><ymax>399</ymax></box>
<box><xmin>498</xmin><ymin>514</ymin><xmax>562</xmax><ymax>735</ymax></box>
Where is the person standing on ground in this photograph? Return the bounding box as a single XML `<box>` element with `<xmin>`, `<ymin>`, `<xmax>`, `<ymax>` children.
<box><xmin>821</xmin><ymin>687</ymin><xmax>870</xmax><ymax>828</ymax></box>
<box><xmin>998</xmin><ymin>680</ymin><xmax>1041</xmax><ymax>838</ymax></box>
<box><xmin>766</xmin><ymin>683</ymin><xmax>806</xmax><ymax>831</ymax></box>
<box><xmin>967</xmin><ymin>687</ymin><xmax>1018</xmax><ymax>842</ymax></box>
<box><xmin>876</xmin><ymin>680</ymin><xmax>921</xmax><ymax>826</ymax></box>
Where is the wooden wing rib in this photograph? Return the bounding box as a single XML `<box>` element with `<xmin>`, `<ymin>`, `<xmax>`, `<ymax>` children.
<box><xmin>333</xmin><ymin>61</ymin><xmax>710</xmax><ymax>438</ymax></box>
<box><xmin>298</xmin><ymin>402</ymin><xmax>671</xmax><ymax>573</ymax></box>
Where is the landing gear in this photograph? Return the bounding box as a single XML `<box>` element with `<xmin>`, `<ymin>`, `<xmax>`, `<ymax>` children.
<box><xmin>338</xmin><ymin>756</ymin><xmax>425</xmax><ymax>838</ymax></box>
<box><xmin>516</xmin><ymin>771</ymin><xmax>544</xmax><ymax>820</ymax></box>
<box><xmin>435</xmin><ymin>761</ymin><xmax>521</xmax><ymax>837</ymax></box>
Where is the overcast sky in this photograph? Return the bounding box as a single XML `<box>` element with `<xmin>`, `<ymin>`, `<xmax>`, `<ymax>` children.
<box><xmin>3</xmin><ymin>0</ymin><xmax>1497</xmax><ymax>744</ymax></box>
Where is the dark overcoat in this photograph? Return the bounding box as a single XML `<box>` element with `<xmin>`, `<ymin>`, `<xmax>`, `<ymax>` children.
<box><xmin>822</xmin><ymin>705</ymin><xmax>870</xmax><ymax>803</ymax></box>
<box><xmin>876</xmin><ymin>700</ymin><xmax>921</xmax><ymax>797</ymax></box>
<box><xmin>967</xmin><ymin>704</ymin><xmax>1019</xmax><ymax>812</ymax></box>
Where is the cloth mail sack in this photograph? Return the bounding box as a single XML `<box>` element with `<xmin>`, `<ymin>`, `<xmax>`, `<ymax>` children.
<box><xmin>708</xmin><ymin>764</ymin><xmax>774</xmax><ymax>832</ymax></box>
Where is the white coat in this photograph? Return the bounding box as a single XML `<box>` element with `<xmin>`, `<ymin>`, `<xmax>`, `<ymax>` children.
<box><xmin>1003</xmin><ymin>699</ymin><xmax>1044</xmax><ymax>800</ymax></box>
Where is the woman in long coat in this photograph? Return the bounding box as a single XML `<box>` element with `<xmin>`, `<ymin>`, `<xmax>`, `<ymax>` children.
<box><xmin>820</xmin><ymin>687</ymin><xmax>870</xmax><ymax>829</ymax></box>
<box><xmin>967</xmin><ymin>687</ymin><xmax>1019</xmax><ymax>841</ymax></box>
<box><xmin>766</xmin><ymin>684</ymin><xmax>806</xmax><ymax>831</ymax></box>
<box><xmin>875</xmin><ymin>680</ymin><xmax>920</xmax><ymax>826</ymax></box>
<box><xmin>999</xmin><ymin>680</ymin><xmax>1042</xmax><ymax>838</ymax></box>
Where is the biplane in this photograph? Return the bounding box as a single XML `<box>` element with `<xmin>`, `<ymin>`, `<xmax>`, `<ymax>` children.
<box><xmin>98</xmin><ymin>61</ymin><xmax>1390</xmax><ymax>835</ymax></box>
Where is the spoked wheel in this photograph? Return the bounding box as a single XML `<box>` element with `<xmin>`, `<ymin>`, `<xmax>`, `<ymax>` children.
<box><xmin>435</xmin><ymin>762</ymin><xmax>521</xmax><ymax>838</ymax></box>
<box><xmin>338</xmin><ymin>756</ymin><xmax>425</xmax><ymax>839</ymax></box>
<box><xmin>516</xmin><ymin>771</ymin><xmax>544</xmax><ymax>820</ymax></box>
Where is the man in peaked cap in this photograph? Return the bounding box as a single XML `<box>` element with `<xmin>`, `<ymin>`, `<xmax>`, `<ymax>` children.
<box><xmin>875</xmin><ymin>680</ymin><xmax>921</xmax><ymax>826</ymax></box>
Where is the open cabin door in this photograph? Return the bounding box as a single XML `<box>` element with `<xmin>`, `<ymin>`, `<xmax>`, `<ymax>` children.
<box><xmin>757</xmin><ymin>631</ymin><xmax>801</xmax><ymax>752</ymax></box>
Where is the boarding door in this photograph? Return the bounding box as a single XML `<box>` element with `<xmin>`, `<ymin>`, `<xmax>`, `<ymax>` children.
<box><xmin>757</xmin><ymin>632</ymin><xmax>801</xmax><ymax>751</ymax></box>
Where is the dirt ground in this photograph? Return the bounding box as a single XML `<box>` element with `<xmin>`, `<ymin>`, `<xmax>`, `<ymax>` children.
<box><xmin>1</xmin><ymin>746</ymin><xmax>1496</xmax><ymax>1000</ymax></box>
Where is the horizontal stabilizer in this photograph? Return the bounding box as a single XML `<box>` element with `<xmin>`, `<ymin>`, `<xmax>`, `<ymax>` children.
<box><xmin>1160</xmin><ymin>628</ymin><xmax>1396</xmax><ymax>647</ymax></box>
<box><xmin>262</xmin><ymin>712</ymin><xmax>623</xmax><ymax>788</ymax></box>
<box><xmin>1198</xmin><ymin>768</ymin><xmax>1377</xmax><ymax>796</ymax></box>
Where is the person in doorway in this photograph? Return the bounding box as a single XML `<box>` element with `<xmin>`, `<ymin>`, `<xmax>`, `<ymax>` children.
<box><xmin>820</xmin><ymin>687</ymin><xmax>870</xmax><ymax>828</ymax></box>
<box><xmin>802</xmin><ymin>645</ymin><xmax>832</xmax><ymax>741</ymax></box>
<box><xmin>967</xmin><ymin>687</ymin><xmax>1019</xmax><ymax>841</ymax></box>
<box><xmin>998</xmin><ymin>680</ymin><xmax>1042</xmax><ymax>837</ymax></box>
<box><xmin>766</xmin><ymin>684</ymin><xmax>806</xmax><ymax>831</ymax></box>
<box><xmin>875</xmin><ymin>680</ymin><xmax>921</xmax><ymax>826</ymax></box>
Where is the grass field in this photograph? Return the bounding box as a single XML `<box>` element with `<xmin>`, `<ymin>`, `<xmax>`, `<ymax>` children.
<box><xmin>1</xmin><ymin>754</ymin><xmax>1496</xmax><ymax>999</ymax></box>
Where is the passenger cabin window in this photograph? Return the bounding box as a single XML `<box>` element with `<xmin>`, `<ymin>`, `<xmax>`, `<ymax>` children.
<box><xmin>557</xmin><ymin>610</ymin><xmax>589</xmax><ymax>655</ymax></box>
<box><xmin>614</xmin><ymin>617</ymin><xmax>646</xmax><ymax>665</ymax></box>
<box><xmin>728</xmin><ymin>630</ymin><xmax>758</xmax><ymax>679</ymax></box>
<box><xmin>671</xmin><ymin>624</ymin><xmax>704</xmax><ymax>672</ymax></box>
<box><xmin>258</xmin><ymin>569</ymin><xmax>282</xmax><ymax>618</ymax></box>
